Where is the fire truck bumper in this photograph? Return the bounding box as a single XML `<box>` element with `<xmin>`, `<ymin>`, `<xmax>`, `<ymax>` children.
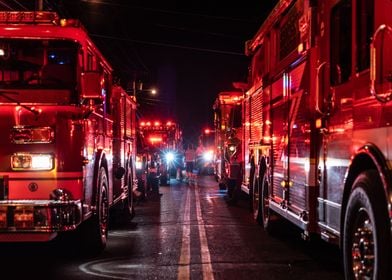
<box><xmin>0</xmin><ymin>199</ymin><xmax>82</xmax><ymax>242</ymax></box>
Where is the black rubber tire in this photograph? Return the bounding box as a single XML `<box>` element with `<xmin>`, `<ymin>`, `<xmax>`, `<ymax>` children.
<box><xmin>261</xmin><ymin>170</ymin><xmax>279</xmax><ymax>233</ymax></box>
<box><xmin>122</xmin><ymin>174</ymin><xmax>135</xmax><ymax>220</ymax></box>
<box><xmin>343</xmin><ymin>170</ymin><xmax>391</xmax><ymax>280</ymax></box>
<box><xmin>80</xmin><ymin>167</ymin><xmax>109</xmax><ymax>256</ymax></box>
<box><xmin>252</xmin><ymin>176</ymin><xmax>262</xmax><ymax>225</ymax></box>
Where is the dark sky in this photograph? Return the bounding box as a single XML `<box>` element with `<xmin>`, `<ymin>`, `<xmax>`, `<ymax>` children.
<box><xmin>1</xmin><ymin>0</ymin><xmax>278</xmax><ymax>144</ymax></box>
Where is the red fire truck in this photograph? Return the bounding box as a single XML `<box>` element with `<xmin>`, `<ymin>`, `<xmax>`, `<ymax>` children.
<box><xmin>0</xmin><ymin>11</ymin><xmax>138</xmax><ymax>254</ymax></box>
<box><xmin>232</xmin><ymin>0</ymin><xmax>392</xmax><ymax>278</ymax></box>
<box><xmin>213</xmin><ymin>91</ymin><xmax>244</xmax><ymax>193</ymax></box>
<box><xmin>136</xmin><ymin>120</ymin><xmax>182</xmax><ymax>189</ymax></box>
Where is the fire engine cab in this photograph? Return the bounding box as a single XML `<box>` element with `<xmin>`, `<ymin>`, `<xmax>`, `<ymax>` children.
<box><xmin>0</xmin><ymin>11</ymin><xmax>138</xmax><ymax>254</ymax></box>
<box><xmin>227</xmin><ymin>0</ymin><xmax>392</xmax><ymax>278</ymax></box>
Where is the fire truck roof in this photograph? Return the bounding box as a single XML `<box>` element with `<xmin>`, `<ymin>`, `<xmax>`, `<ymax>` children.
<box><xmin>0</xmin><ymin>11</ymin><xmax>112</xmax><ymax>72</ymax></box>
<box><xmin>246</xmin><ymin>0</ymin><xmax>295</xmax><ymax>56</ymax></box>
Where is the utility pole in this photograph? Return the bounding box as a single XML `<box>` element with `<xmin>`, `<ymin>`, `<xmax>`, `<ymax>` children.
<box><xmin>37</xmin><ymin>0</ymin><xmax>43</xmax><ymax>11</ymax></box>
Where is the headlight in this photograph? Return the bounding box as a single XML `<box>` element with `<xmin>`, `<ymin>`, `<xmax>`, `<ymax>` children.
<box><xmin>165</xmin><ymin>152</ymin><xmax>175</xmax><ymax>163</ymax></box>
<box><xmin>228</xmin><ymin>145</ymin><xmax>236</xmax><ymax>152</ymax></box>
<box><xmin>11</xmin><ymin>153</ymin><xmax>54</xmax><ymax>170</ymax></box>
<box><xmin>203</xmin><ymin>150</ymin><xmax>214</xmax><ymax>161</ymax></box>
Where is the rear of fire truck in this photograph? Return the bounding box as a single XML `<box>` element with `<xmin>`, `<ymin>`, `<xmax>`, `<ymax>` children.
<box><xmin>0</xmin><ymin>11</ymin><xmax>136</xmax><ymax>254</ymax></box>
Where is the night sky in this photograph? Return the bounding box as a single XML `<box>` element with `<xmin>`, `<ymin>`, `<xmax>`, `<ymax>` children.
<box><xmin>1</xmin><ymin>0</ymin><xmax>278</xmax><ymax>145</ymax></box>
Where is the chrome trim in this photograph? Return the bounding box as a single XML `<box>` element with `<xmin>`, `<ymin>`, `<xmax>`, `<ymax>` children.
<box><xmin>11</xmin><ymin>126</ymin><xmax>54</xmax><ymax>144</ymax></box>
<box><xmin>240</xmin><ymin>183</ymin><xmax>250</xmax><ymax>194</ymax></box>
<box><xmin>269</xmin><ymin>199</ymin><xmax>308</xmax><ymax>230</ymax></box>
<box><xmin>0</xmin><ymin>199</ymin><xmax>82</xmax><ymax>234</ymax></box>
<box><xmin>317</xmin><ymin>197</ymin><xmax>341</xmax><ymax>209</ymax></box>
<box><xmin>318</xmin><ymin>221</ymin><xmax>341</xmax><ymax>238</ymax></box>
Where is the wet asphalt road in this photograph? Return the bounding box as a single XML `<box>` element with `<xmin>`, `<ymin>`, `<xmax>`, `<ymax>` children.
<box><xmin>0</xmin><ymin>175</ymin><xmax>344</xmax><ymax>279</ymax></box>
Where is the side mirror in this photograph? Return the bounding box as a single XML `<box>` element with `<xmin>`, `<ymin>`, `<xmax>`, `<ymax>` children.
<box><xmin>80</xmin><ymin>72</ymin><xmax>103</xmax><ymax>100</ymax></box>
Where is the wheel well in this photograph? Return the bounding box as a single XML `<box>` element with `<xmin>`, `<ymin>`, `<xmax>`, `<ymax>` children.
<box><xmin>340</xmin><ymin>149</ymin><xmax>386</xmax><ymax>247</ymax></box>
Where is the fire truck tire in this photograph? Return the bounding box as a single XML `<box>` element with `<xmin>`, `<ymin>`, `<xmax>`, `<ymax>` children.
<box><xmin>123</xmin><ymin>174</ymin><xmax>135</xmax><ymax>219</ymax></box>
<box><xmin>81</xmin><ymin>167</ymin><xmax>109</xmax><ymax>255</ymax></box>
<box><xmin>252</xmin><ymin>177</ymin><xmax>262</xmax><ymax>225</ymax></box>
<box><xmin>343</xmin><ymin>170</ymin><xmax>390</xmax><ymax>280</ymax></box>
<box><xmin>109</xmin><ymin>173</ymin><xmax>135</xmax><ymax>223</ymax></box>
<box><xmin>261</xmin><ymin>171</ymin><xmax>279</xmax><ymax>233</ymax></box>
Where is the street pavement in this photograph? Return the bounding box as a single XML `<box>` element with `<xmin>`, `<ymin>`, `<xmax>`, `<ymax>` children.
<box><xmin>0</xmin><ymin>175</ymin><xmax>344</xmax><ymax>280</ymax></box>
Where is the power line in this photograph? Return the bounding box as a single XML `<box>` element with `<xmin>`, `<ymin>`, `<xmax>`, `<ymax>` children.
<box><xmin>11</xmin><ymin>0</ymin><xmax>28</xmax><ymax>10</ymax></box>
<box><xmin>80</xmin><ymin>0</ymin><xmax>259</xmax><ymax>24</ymax></box>
<box><xmin>68</xmin><ymin>8</ymin><xmax>253</xmax><ymax>41</ymax></box>
<box><xmin>0</xmin><ymin>1</ymin><xmax>13</xmax><ymax>10</ymax></box>
<box><xmin>90</xmin><ymin>33</ymin><xmax>244</xmax><ymax>56</ymax></box>
<box><xmin>122</xmin><ymin>30</ymin><xmax>149</xmax><ymax>72</ymax></box>
<box><xmin>154</xmin><ymin>23</ymin><xmax>242</xmax><ymax>40</ymax></box>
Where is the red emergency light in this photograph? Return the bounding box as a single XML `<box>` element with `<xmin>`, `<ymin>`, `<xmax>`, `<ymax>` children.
<box><xmin>139</xmin><ymin>120</ymin><xmax>176</xmax><ymax>129</ymax></box>
<box><xmin>0</xmin><ymin>11</ymin><xmax>59</xmax><ymax>24</ymax></box>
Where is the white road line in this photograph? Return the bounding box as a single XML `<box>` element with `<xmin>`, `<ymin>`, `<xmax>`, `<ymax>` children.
<box><xmin>178</xmin><ymin>187</ymin><xmax>191</xmax><ymax>280</ymax></box>
<box><xmin>195</xmin><ymin>184</ymin><xmax>215</xmax><ymax>280</ymax></box>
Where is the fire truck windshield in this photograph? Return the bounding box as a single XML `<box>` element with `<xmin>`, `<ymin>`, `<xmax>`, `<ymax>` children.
<box><xmin>0</xmin><ymin>39</ymin><xmax>78</xmax><ymax>90</ymax></box>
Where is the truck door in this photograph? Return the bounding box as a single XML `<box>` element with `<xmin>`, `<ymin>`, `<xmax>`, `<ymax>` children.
<box><xmin>370</xmin><ymin>0</ymin><xmax>392</xmax><ymax>160</ymax></box>
<box><xmin>270</xmin><ymin>75</ymin><xmax>290</xmax><ymax>202</ymax></box>
<box><xmin>269</xmin><ymin>0</ymin><xmax>312</xmax><ymax>215</ymax></box>
<box><xmin>317</xmin><ymin>0</ymin><xmax>392</xmax><ymax>256</ymax></box>
<box><xmin>317</xmin><ymin>0</ymin><xmax>354</xmax><ymax>233</ymax></box>
<box><xmin>271</xmin><ymin>62</ymin><xmax>311</xmax><ymax>207</ymax></box>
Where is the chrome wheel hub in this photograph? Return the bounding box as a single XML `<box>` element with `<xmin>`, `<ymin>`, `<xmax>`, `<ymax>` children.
<box><xmin>352</xmin><ymin>219</ymin><xmax>374</xmax><ymax>279</ymax></box>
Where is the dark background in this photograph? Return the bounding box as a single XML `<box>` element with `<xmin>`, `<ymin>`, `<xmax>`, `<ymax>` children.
<box><xmin>0</xmin><ymin>0</ymin><xmax>278</xmax><ymax>144</ymax></box>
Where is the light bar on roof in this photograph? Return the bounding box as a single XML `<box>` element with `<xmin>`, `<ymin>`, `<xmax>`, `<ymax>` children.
<box><xmin>0</xmin><ymin>11</ymin><xmax>59</xmax><ymax>24</ymax></box>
